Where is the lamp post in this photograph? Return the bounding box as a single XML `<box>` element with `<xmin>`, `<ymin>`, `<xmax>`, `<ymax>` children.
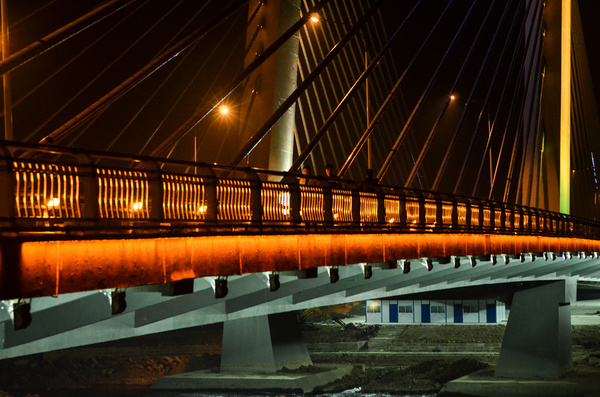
<box><xmin>450</xmin><ymin>95</ymin><xmax>493</xmax><ymax>187</ymax></box>
<box><xmin>194</xmin><ymin>104</ymin><xmax>230</xmax><ymax>168</ymax></box>
<box><xmin>1</xmin><ymin>0</ymin><xmax>13</xmax><ymax>140</ymax></box>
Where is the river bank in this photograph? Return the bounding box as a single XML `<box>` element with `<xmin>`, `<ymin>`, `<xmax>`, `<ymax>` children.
<box><xmin>1</xmin><ymin>320</ymin><xmax>600</xmax><ymax>396</ymax></box>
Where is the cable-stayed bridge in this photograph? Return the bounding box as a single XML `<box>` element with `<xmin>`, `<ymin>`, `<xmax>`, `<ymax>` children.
<box><xmin>0</xmin><ymin>0</ymin><xmax>599</xmax><ymax>380</ymax></box>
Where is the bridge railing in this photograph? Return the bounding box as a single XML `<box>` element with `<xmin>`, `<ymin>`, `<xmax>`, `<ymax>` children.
<box><xmin>0</xmin><ymin>141</ymin><xmax>593</xmax><ymax>239</ymax></box>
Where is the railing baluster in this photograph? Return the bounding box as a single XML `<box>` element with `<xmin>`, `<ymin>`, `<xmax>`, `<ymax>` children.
<box><xmin>2</xmin><ymin>142</ymin><xmax>600</xmax><ymax>240</ymax></box>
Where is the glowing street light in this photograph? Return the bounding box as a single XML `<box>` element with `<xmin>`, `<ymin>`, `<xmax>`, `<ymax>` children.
<box><xmin>219</xmin><ymin>105</ymin><xmax>229</xmax><ymax>115</ymax></box>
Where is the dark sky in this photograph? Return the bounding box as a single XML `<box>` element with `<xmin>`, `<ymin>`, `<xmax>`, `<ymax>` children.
<box><xmin>579</xmin><ymin>0</ymin><xmax>600</xmax><ymax>114</ymax></box>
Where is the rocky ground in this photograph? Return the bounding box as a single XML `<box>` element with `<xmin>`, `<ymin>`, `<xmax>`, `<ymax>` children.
<box><xmin>1</xmin><ymin>319</ymin><xmax>600</xmax><ymax>396</ymax></box>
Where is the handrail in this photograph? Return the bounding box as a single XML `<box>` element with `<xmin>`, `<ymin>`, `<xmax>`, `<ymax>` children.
<box><xmin>0</xmin><ymin>140</ymin><xmax>599</xmax><ymax>240</ymax></box>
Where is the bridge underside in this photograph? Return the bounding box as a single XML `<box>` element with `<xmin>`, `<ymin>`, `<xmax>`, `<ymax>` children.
<box><xmin>0</xmin><ymin>232</ymin><xmax>599</xmax><ymax>359</ymax></box>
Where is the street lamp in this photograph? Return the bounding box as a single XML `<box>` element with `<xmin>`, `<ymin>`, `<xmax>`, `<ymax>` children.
<box><xmin>449</xmin><ymin>95</ymin><xmax>493</xmax><ymax>188</ymax></box>
<box><xmin>310</xmin><ymin>14</ymin><xmax>371</xmax><ymax>169</ymax></box>
<box><xmin>194</xmin><ymin>103</ymin><xmax>231</xmax><ymax>165</ymax></box>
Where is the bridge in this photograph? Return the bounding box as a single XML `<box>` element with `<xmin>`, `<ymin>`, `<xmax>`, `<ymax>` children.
<box><xmin>0</xmin><ymin>0</ymin><xmax>599</xmax><ymax>383</ymax></box>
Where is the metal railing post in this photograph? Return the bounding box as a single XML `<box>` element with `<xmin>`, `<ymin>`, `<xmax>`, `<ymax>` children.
<box><xmin>352</xmin><ymin>186</ymin><xmax>361</xmax><ymax>227</ymax></box>
<box><xmin>377</xmin><ymin>190</ymin><xmax>386</xmax><ymax>225</ymax></box>
<box><xmin>142</xmin><ymin>160</ymin><xmax>164</xmax><ymax>222</ymax></box>
<box><xmin>245</xmin><ymin>169</ymin><xmax>263</xmax><ymax>227</ymax></box>
<box><xmin>205</xmin><ymin>171</ymin><xmax>218</xmax><ymax>225</ymax></box>
<box><xmin>282</xmin><ymin>175</ymin><xmax>301</xmax><ymax>225</ymax></box>
<box><xmin>0</xmin><ymin>146</ymin><xmax>14</xmax><ymax>220</ymax></box>
<box><xmin>450</xmin><ymin>196</ymin><xmax>459</xmax><ymax>230</ymax></box>
<box><xmin>322</xmin><ymin>182</ymin><xmax>334</xmax><ymax>225</ymax></box>
<box><xmin>433</xmin><ymin>193</ymin><xmax>443</xmax><ymax>229</ymax></box>
<box><xmin>74</xmin><ymin>153</ymin><xmax>99</xmax><ymax>220</ymax></box>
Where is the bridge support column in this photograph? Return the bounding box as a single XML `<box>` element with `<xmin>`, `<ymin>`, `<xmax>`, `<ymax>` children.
<box><xmin>220</xmin><ymin>312</ymin><xmax>312</xmax><ymax>374</ymax></box>
<box><xmin>495</xmin><ymin>278</ymin><xmax>576</xmax><ymax>379</ymax></box>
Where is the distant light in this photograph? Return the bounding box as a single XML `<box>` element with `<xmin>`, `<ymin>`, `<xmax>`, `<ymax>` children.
<box><xmin>132</xmin><ymin>202</ymin><xmax>143</xmax><ymax>211</ymax></box>
<box><xmin>219</xmin><ymin>105</ymin><xmax>229</xmax><ymax>115</ymax></box>
<box><xmin>47</xmin><ymin>198</ymin><xmax>60</xmax><ymax>208</ymax></box>
<box><xmin>388</xmin><ymin>218</ymin><xmax>395</xmax><ymax>223</ymax></box>
<box><xmin>310</xmin><ymin>13</ymin><xmax>320</xmax><ymax>22</ymax></box>
<box><xmin>450</xmin><ymin>95</ymin><xmax>456</xmax><ymax>100</ymax></box>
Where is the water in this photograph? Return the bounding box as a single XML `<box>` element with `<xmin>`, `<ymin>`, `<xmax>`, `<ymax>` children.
<box><xmin>129</xmin><ymin>391</ymin><xmax>436</xmax><ymax>397</ymax></box>
<box><xmin>26</xmin><ymin>387</ymin><xmax>437</xmax><ymax>397</ymax></box>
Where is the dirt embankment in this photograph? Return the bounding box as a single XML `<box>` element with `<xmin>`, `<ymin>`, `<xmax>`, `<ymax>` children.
<box><xmin>0</xmin><ymin>322</ymin><xmax>600</xmax><ymax>396</ymax></box>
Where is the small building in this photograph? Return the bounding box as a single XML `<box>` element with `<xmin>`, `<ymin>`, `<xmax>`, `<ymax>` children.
<box><xmin>365</xmin><ymin>299</ymin><xmax>506</xmax><ymax>324</ymax></box>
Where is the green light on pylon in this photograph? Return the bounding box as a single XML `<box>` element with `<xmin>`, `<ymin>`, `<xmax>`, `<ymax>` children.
<box><xmin>560</xmin><ymin>0</ymin><xmax>571</xmax><ymax>215</ymax></box>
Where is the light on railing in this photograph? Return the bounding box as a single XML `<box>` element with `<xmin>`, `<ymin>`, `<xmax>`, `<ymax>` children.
<box><xmin>46</xmin><ymin>198</ymin><xmax>60</xmax><ymax>208</ymax></box>
<box><xmin>388</xmin><ymin>218</ymin><xmax>395</xmax><ymax>223</ymax></box>
<box><xmin>334</xmin><ymin>213</ymin><xmax>339</xmax><ymax>220</ymax></box>
<box><xmin>280</xmin><ymin>192</ymin><xmax>290</xmax><ymax>216</ymax></box>
<box><xmin>132</xmin><ymin>202</ymin><xmax>143</xmax><ymax>211</ymax></box>
<box><xmin>197</xmin><ymin>205</ymin><xmax>207</xmax><ymax>214</ymax></box>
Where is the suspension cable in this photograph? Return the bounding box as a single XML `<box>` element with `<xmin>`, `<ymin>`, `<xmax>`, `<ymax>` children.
<box><xmin>452</xmin><ymin>0</ymin><xmax>513</xmax><ymax>194</ymax></box>
<box><xmin>25</xmin><ymin>0</ymin><xmax>160</xmax><ymax>143</ymax></box>
<box><xmin>374</xmin><ymin>1</ymin><xmax>465</xmax><ymax>183</ymax></box>
<box><xmin>430</xmin><ymin>1</ymin><xmax>497</xmax><ymax>192</ymax></box>
<box><xmin>38</xmin><ymin>0</ymin><xmax>249</xmax><ymax>146</ymax></box>
<box><xmin>468</xmin><ymin>0</ymin><xmax>527</xmax><ymax>197</ymax></box>
<box><xmin>0</xmin><ymin>0</ymin><xmax>138</xmax><ymax>77</ymax></box>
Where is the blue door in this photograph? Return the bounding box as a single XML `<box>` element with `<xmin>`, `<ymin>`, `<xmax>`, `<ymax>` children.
<box><xmin>486</xmin><ymin>304</ymin><xmax>496</xmax><ymax>323</ymax></box>
<box><xmin>389</xmin><ymin>304</ymin><xmax>398</xmax><ymax>323</ymax></box>
<box><xmin>454</xmin><ymin>304</ymin><xmax>463</xmax><ymax>323</ymax></box>
<box><xmin>421</xmin><ymin>304</ymin><xmax>430</xmax><ymax>323</ymax></box>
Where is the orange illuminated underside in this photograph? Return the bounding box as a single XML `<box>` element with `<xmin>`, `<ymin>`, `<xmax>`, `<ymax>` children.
<box><xmin>0</xmin><ymin>233</ymin><xmax>597</xmax><ymax>299</ymax></box>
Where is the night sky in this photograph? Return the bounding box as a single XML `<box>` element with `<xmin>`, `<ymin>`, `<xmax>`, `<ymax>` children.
<box><xmin>579</xmin><ymin>0</ymin><xmax>600</xmax><ymax>116</ymax></box>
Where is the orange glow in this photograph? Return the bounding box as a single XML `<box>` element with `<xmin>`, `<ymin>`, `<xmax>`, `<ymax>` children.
<box><xmin>310</xmin><ymin>13</ymin><xmax>320</xmax><ymax>22</ymax></box>
<box><xmin>46</xmin><ymin>198</ymin><xmax>60</xmax><ymax>208</ymax></box>
<box><xmin>6</xmin><ymin>233</ymin><xmax>600</xmax><ymax>300</ymax></box>
<box><xmin>219</xmin><ymin>105</ymin><xmax>229</xmax><ymax>115</ymax></box>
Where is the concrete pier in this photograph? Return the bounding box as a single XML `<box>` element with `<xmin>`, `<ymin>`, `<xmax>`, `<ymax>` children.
<box><xmin>495</xmin><ymin>279</ymin><xmax>575</xmax><ymax>378</ymax></box>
